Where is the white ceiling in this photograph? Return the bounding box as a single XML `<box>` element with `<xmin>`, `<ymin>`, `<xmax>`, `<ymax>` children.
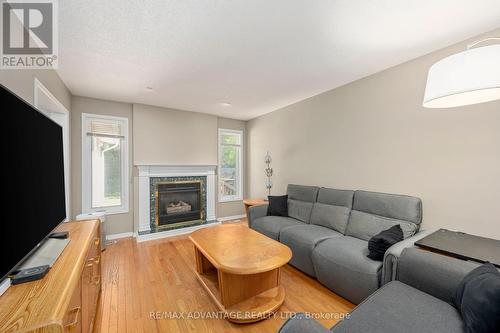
<box><xmin>58</xmin><ymin>1</ymin><xmax>500</xmax><ymax>120</ymax></box>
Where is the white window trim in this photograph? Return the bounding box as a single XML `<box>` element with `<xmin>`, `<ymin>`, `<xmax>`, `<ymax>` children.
<box><xmin>82</xmin><ymin>113</ymin><xmax>129</xmax><ymax>215</ymax></box>
<box><xmin>218</xmin><ymin>128</ymin><xmax>243</xmax><ymax>202</ymax></box>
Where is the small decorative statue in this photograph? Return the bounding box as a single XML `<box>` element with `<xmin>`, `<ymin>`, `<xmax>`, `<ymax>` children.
<box><xmin>264</xmin><ymin>151</ymin><xmax>273</xmax><ymax>199</ymax></box>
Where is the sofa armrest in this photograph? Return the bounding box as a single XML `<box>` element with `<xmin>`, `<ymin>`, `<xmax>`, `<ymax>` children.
<box><xmin>279</xmin><ymin>313</ymin><xmax>331</xmax><ymax>333</ymax></box>
<box><xmin>398</xmin><ymin>247</ymin><xmax>481</xmax><ymax>303</ymax></box>
<box><xmin>381</xmin><ymin>230</ymin><xmax>433</xmax><ymax>285</ymax></box>
<box><xmin>247</xmin><ymin>204</ymin><xmax>268</xmax><ymax>228</ymax></box>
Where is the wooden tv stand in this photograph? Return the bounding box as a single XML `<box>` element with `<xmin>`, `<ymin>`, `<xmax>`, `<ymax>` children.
<box><xmin>0</xmin><ymin>220</ymin><xmax>102</xmax><ymax>333</ymax></box>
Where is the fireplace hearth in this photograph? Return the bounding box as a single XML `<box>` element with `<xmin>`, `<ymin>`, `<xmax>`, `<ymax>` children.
<box><xmin>155</xmin><ymin>182</ymin><xmax>202</xmax><ymax>225</ymax></box>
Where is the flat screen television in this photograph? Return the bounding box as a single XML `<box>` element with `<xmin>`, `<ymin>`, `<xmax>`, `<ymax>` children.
<box><xmin>0</xmin><ymin>84</ymin><xmax>66</xmax><ymax>283</ymax></box>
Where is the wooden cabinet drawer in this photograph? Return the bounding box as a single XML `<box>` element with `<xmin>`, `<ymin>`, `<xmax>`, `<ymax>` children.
<box><xmin>82</xmin><ymin>226</ymin><xmax>102</xmax><ymax>333</ymax></box>
<box><xmin>0</xmin><ymin>220</ymin><xmax>101</xmax><ymax>333</ymax></box>
<box><xmin>64</xmin><ymin>278</ymin><xmax>82</xmax><ymax>333</ymax></box>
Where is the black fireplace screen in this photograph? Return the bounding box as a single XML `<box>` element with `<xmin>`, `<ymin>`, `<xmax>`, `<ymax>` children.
<box><xmin>155</xmin><ymin>182</ymin><xmax>201</xmax><ymax>225</ymax></box>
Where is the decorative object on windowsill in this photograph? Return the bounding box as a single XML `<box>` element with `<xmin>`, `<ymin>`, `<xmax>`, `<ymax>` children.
<box><xmin>264</xmin><ymin>151</ymin><xmax>273</xmax><ymax>201</ymax></box>
<box><xmin>423</xmin><ymin>37</ymin><xmax>500</xmax><ymax>108</ymax></box>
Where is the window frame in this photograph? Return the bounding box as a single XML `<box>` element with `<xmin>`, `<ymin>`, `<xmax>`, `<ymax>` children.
<box><xmin>82</xmin><ymin>113</ymin><xmax>129</xmax><ymax>215</ymax></box>
<box><xmin>218</xmin><ymin>128</ymin><xmax>243</xmax><ymax>202</ymax></box>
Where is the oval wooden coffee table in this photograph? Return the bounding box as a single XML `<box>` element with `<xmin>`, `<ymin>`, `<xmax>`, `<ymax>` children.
<box><xmin>189</xmin><ymin>224</ymin><xmax>292</xmax><ymax>323</ymax></box>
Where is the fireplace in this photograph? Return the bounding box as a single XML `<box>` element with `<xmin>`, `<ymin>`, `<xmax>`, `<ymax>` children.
<box><xmin>155</xmin><ymin>181</ymin><xmax>202</xmax><ymax>226</ymax></box>
<box><xmin>138</xmin><ymin>166</ymin><xmax>215</xmax><ymax>235</ymax></box>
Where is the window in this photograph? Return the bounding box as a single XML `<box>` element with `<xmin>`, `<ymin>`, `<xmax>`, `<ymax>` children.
<box><xmin>82</xmin><ymin>113</ymin><xmax>129</xmax><ymax>214</ymax></box>
<box><xmin>218</xmin><ymin>129</ymin><xmax>243</xmax><ymax>202</ymax></box>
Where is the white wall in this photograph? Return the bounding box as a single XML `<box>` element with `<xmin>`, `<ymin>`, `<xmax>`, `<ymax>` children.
<box><xmin>0</xmin><ymin>70</ymin><xmax>71</xmax><ymax>110</ymax></box>
<box><xmin>133</xmin><ymin>104</ymin><xmax>218</xmax><ymax>166</ymax></box>
<box><xmin>217</xmin><ymin>117</ymin><xmax>247</xmax><ymax>218</ymax></box>
<box><xmin>71</xmin><ymin>96</ymin><xmax>134</xmax><ymax>235</ymax></box>
<box><xmin>247</xmin><ymin>28</ymin><xmax>500</xmax><ymax>240</ymax></box>
<box><xmin>133</xmin><ymin>104</ymin><xmax>246</xmax><ymax>223</ymax></box>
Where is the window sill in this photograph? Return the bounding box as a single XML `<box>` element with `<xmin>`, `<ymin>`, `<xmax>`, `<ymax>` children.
<box><xmin>85</xmin><ymin>207</ymin><xmax>129</xmax><ymax>216</ymax></box>
<box><xmin>218</xmin><ymin>197</ymin><xmax>243</xmax><ymax>203</ymax></box>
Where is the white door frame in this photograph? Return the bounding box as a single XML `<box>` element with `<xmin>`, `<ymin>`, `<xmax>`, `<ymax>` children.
<box><xmin>34</xmin><ymin>78</ymin><xmax>71</xmax><ymax>220</ymax></box>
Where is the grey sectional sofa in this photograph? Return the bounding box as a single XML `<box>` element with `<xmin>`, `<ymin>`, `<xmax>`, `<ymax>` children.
<box><xmin>248</xmin><ymin>184</ymin><xmax>429</xmax><ymax>304</ymax></box>
<box><xmin>279</xmin><ymin>248</ymin><xmax>486</xmax><ymax>333</ymax></box>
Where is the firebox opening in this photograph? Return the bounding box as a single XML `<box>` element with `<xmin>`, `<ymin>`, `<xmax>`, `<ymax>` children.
<box><xmin>155</xmin><ymin>182</ymin><xmax>202</xmax><ymax>226</ymax></box>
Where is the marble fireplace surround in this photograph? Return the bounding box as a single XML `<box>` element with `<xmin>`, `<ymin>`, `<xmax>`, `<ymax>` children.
<box><xmin>137</xmin><ymin>165</ymin><xmax>217</xmax><ymax>234</ymax></box>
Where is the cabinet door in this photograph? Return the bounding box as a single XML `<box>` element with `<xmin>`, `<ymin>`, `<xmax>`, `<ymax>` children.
<box><xmin>81</xmin><ymin>255</ymin><xmax>94</xmax><ymax>333</ymax></box>
<box><xmin>82</xmin><ymin>232</ymin><xmax>102</xmax><ymax>333</ymax></box>
<box><xmin>64</xmin><ymin>278</ymin><xmax>82</xmax><ymax>333</ymax></box>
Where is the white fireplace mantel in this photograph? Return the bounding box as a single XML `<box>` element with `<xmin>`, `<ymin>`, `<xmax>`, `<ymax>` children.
<box><xmin>136</xmin><ymin>165</ymin><xmax>217</xmax><ymax>233</ymax></box>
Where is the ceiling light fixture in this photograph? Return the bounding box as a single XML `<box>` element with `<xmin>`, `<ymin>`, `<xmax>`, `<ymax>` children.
<box><xmin>221</xmin><ymin>102</ymin><xmax>231</xmax><ymax>106</ymax></box>
<box><xmin>146</xmin><ymin>86</ymin><xmax>153</xmax><ymax>91</ymax></box>
<box><xmin>423</xmin><ymin>37</ymin><xmax>500</xmax><ymax>108</ymax></box>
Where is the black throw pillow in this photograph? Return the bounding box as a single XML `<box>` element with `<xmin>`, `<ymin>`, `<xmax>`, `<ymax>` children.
<box><xmin>367</xmin><ymin>225</ymin><xmax>403</xmax><ymax>261</ymax></box>
<box><xmin>267</xmin><ymin>195</ymin><xmax>288</xmax><ymax>217</ymax></box>
<box><xmin>452</xmin><ymin>263</ymin><xmax>500</xmax><ymax>333</ymax></box>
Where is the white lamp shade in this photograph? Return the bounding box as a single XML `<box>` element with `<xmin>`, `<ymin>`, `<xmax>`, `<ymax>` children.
<box><xmin>423</xmin><ymin>44</ymin><xmax>500</xmax><ymax>108</ymax></box>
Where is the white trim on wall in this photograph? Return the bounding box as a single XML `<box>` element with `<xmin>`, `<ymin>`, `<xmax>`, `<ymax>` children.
<box><xmin>218</xmin><ymin>128</ymin><xmax>244</xmax><ymax>202</ymax></box>
<box><xmin>217</xmin><ymin>214</ymin><xmax>246</xmax><ymax>222</ymax></box>
<box><xmin>106</xmin><ymin>232</ymin><xmax>134</xmax><ymax>241</ymax></box>
<box><xmin>136</xmin><ymin>165</ymin><xmax>217</xmax><ymax>233</ymax></box>
<box><xmin>81</xmin><ymin>113</ymin><xmax>130</xmax><ymax>215</ymax></box>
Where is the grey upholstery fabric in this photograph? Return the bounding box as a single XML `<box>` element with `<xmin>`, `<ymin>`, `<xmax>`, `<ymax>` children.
<box><xmin>312</xmin><ymin>236</ymin><xmax>382</xmax><ymax>304</ymax></box>
<box><xmin>353</xmin><ymin>190</ymin><xmax>422</xmax><ymax>224</ymax></box>
<box><xmin>398</xmin><ymin>248</ymin><xmax>481</xmax><ymax>303</ymax></box>
<box><xmin>288</xmin><ymin>199</ymin><xmax>314</xmax><ymax>223</ymax></box>
<box><xmin>310</xmin><ymin>203</ymin><xmax>351</xmax><ymax>234</ymax></box>
<box><xmin>287</xmin><ymin>184</ymin><xmax>319</xmax><ymax>202</ymax></box>
<box><xmin>308</xmin><ymin>188</ymin><xmax>354</xmax><ymax>233</ymax></box>
<box><xmin>345</xmin><ymin>210</ymin><xmax>418</xmax><ymax>241</ymax></box>
<box><xmin>247</xmin><ymin>204</ymin><xmax>268</xmax><ymax>229</ymax></box>
<box><xmin>317</xmin><ymin>188</ymin><xmax>354</xmax><ymax>208</ymax></box>
<box><xmin>331</xmin><ymin>281</ymin><xmax>465</xmax><ymax>333</ymax></box>
<box><xmin>286</xmin><ymin>184</ymin><xmax>319</xmax><ymax>223</ymax></box>
<box><xmin>381</xmin><ymin>230</ymin><xmax>432</xmax><ymax>285</ymax></box>
<box><xmin>280</xmin><ymin>225</ymin><xmax>342</xmax><ymax>276</ymax></box>
<box><xmin>279</xmin><ymin>313</ymin><xmax>331</xmax><ymax>333</ymax></box>
<box><xmin>251</xmin><ymin>216</ymin><xmax>304</xmax><ymax>240</ymax></box>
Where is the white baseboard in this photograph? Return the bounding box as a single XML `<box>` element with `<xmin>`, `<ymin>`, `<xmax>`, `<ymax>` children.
<box><xmin>106</xmin><ymin>232</ymin><xmax>134</xmax><ymax>241</ymax></box>
<box><xmin>136</xmin><ymin>221</ymin><xmax>221</xmax><ymax>243</ymax></box>
<box><xmin>217</xmin><ymin>214</ymin><xmax>246</xmax><ymax>222</ymax></box>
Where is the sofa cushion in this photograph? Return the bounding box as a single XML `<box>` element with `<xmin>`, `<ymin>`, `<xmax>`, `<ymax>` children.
<box><xmin>310</xmin><ymin>203</ymin><xmax>351</xmax><ymax>233</ymax></box>
<box><xmin>286</xmin><ymin>185</ymin><xmax>319</xmax><ymax>223</ymax></box>
<box><xmin>279</xmin><ymin>313</ymin><xmax>331</xmax><ymax>333</ymax></box>
<box><xmin>312</xmin><ymin>236</ymin><xmax>382</xmax><ymax>304</ymax></box>
<box><xmin>345</xmin><ymin>210</ymin><xmax>418</xmax><ymax>241</ymax></box>
<box><xmin>267</xmin><ymin>195</ymin><xmax>288</xmax><ymax>216</ymax></box>
<box><xmin>288</xmin><ymin>199</ymin><xmax>314</xmax><ymax>223</ymax></box>
<box><xmin>317</xmin><ymin>187</ymin><xmax>354</xmax><ymax>208</ymax></box>
<box><xmin>251</xmin><ymin>216</ymin><xmax>304</xmax><ymax>240</ymax></box>
<box><xmin>453</xmin><ymin>263</ymin><xmax>500</xmax><ymax>333</ymax></box>
<box><xmin>353</xmin><ymin>190</ymin><xmax>422</xmax><ymax>224</ymax></box>
<box><xmin>367</xmin><ymin>225</ymin><xmax>404</xmax><ymax>261</ymax></box>
<box><xmin>280</xmin><ymin>225</ymin><xmax>342</xmax><ymax>276</ymax></box>
<box><xmin>287</xmin><ymin>184</ymin><xmax>319</xmax><ymax>202</ymax></box>
<box><xmin>309</xmin><ymin>188</ymin><xmax>354</xmax><ymax>233</ymax></box>
<box><xmin>398</xmin><ymin>248</ymin><xmax>481</xmax><ymax>304</ymax></box>
<box><xmin>331</xmin><ymin>281</ymin><xmax>465</xmax><ymax>333</ymax></box>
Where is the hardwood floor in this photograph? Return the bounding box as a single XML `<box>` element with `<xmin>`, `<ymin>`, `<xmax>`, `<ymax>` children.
<box><xmin>93</xmin><ymin>220</ymin><xmax>354</xmax><ymax>333</ymax></box>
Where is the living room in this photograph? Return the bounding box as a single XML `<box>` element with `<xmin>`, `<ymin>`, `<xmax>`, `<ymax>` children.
<box><xmin>0</xmin><ymin>1</ymin><xmax>499</xmax><ymax>333</ymax></box>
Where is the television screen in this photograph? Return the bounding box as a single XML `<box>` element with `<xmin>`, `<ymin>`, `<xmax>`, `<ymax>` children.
<box><xmin>0</xmin><ymin>84</ymin><xmax>66</xmax><ymax>282</ymax></box>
